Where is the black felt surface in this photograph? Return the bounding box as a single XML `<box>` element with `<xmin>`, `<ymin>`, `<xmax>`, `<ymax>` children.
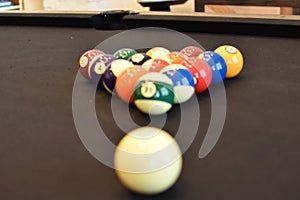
<box><xmin>0</xmin><ymin>25</ymin><xmax>300</xmax><ymax>200</ymax></box>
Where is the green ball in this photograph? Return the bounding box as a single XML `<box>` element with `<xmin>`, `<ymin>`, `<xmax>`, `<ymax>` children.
<box><xmin>114</xmin><ymin>48</ymin><xmax>137</xmax><ymax>60</ymax></box>
<box><xmin>134</xmin><ymin>72</ymin><xmax>174</xmax><ymax>115</ymax></box>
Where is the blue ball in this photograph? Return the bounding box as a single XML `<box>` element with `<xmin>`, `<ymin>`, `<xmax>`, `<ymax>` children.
<box><xmin>161</xmin><ymin>65</ymin><xmax>195</xmax><ymax>104</ymax></box>
<box><xmin>163</xmin><ymin>68</ymin><xmax>194</xmax><ymax>87</ymax></box>
<box><xmin>175</xmin><ymin>68</ymin><xmax>195</xmax><ymax>87</ymax></box>
<box><xmin>199</xmin><ymin>51</ymin><xmax>227</xmax><ymax>85</ymax></box>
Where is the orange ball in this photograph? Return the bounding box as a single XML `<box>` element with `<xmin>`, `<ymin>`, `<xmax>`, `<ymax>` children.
<box><xmin>116</xmin><ymin>66</ymin><xmax>148</xmax><ymax>104</ymax></box>
<box><xmin>162</xmin><ymin>52</ymin><xmax>187</xmax><ymax>64</ymax></box>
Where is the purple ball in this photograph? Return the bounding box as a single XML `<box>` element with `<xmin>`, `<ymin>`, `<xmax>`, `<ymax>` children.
<box><xmin>89</xmin><ymin>54</ymin><xmax>116</xmax><ymax>84</ymax></box>
<box><xmin>102</xmin><ymin>59</ymin><xmax>134</xmax><ymax>94</ymax></box>
<box><xmin>102</xmin><ymin>65</ymin><xmax>116</xmax><ymax>93</ymax></box>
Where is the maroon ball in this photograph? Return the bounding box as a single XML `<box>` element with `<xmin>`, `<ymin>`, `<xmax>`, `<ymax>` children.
<box><xmin>78</xmin><ymin>49</ymin><xmax>105</xmax><ymax>80</ymax></box>
<box><xmin>180</xmin><ymin>46</ymin><xmax>204</xmax><ymax>58</ymax></box>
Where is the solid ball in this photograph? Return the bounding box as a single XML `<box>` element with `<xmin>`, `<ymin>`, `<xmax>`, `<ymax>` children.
<box><xmin>146</xmin><ymin>47</ymin><xmax>170</xmax><ymax>59</ymax></box>
<box><xmin>142</xmin><ymin>58</ymin><xmax>170</xmax><ymax>72</ymax></box>
<box><xmin>134</xmin><ymin>73</ymin><xmax>174</xmax><ymax>115</ymax></box>
<box><xmin>180</xmin><ymin>46</ymin><xmax>204</xmax><ymax>58</ymax></box>
<box><xmin>102</xmin><ymin>59</ymin><xmax>134</xmax><ymax>93</ymax></box>
<box><xmin>114</xmin><ymin>48</ymin><xmax>137</xmax><ymax>60</ymax></box>
<box><xmin>116</xmin><ymin>66</ymin><xmax>148</xmax><ymax>104</ymax></box>
<box><xmin>129</xmin><ymin>53</ymin><xmax>151</xmax><ymax>65</ymax></box>
<box><xmin>214</xmin><ymin>45</ymin><xmax>244</xmax><ymax>78</ymax></box>
<box><xmin>162</xmin><ymin>52</ymin><xmax>187</xmax><ymax>64</ymax></box>
<box><xmin>78</xmin><ymin>49</ymin><xmax>105</xmax><ymax>80</ymax></box>
<box><xmin>161</xmin><ymin>64</ymin><xmax>195</xmax><ymax>104</ymax></box>
<box><xmin>181</xmin><ymin>58</ymin><xmax>212</xmax><ymax>93</ymax></box>
<box><xmin>199</xmin><ymin>51</ymin><xmax>227</xmax><ymax>85</ymax></box>
<box><xmin>88</xmin><ymin>54</ymin><xmax>116</xmax><ymax>84</ymax></box>
<box><xmin>114</xmin><ymin>126</ymin><xmax>183</xmax><ymax>195</ymax></box>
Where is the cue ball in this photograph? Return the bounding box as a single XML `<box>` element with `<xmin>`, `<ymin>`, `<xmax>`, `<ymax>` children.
<box><xmin>214</xmin><ymin>45</ymin><xmax>244</xmax><ymax>78</ymax></box>
<box><xmin>114</xmin><ymin>126</ymin><xmax>183</xmax><ymax>195</ymax></box>
<box><xmin>161</xmin><ymin>64</ymin><xmax>195</xmax><ymax>104</ymax></box>
<box><xmin>115</xmin><ymin>66</ymin><xmax>148</xmax><ymax>104</ymax></box>
<box><xmin>134</xmin><ymin>72</ymin><xmax>174</xmax><ymax>115</ymax></box>
<box><xmin>199</xmin><ymin>51</ymin><xmax>227</xmax><ymax>85</ymax></box>
<box><xmin>78</xmin><ymin>49</ymin><xmax>105</xmax><ymax>80</ymax></box>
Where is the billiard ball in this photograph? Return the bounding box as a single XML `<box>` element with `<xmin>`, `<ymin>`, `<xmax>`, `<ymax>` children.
<box><xmin>141</xmin><ymin>58</ymin><xmax>170</xmax><ymax>72</ymax></box>
<box><xmin>115</xmin><ymin>66</ymin><xmax>148</xmax><ymax>104</ymax></box>
<box><xmin>114</xmin><ymin>48</ymin><xmax>137</xmax><ymax>60</ymax></box>
<box><xmin>198</xmin><ymin>51</ymin><xmax>227</xmax><ymax>85</ymax></box>
<box><xmin>161</xmin><ymin>64</ymin><xmax>195</xmax><ymax>104</ymax></box>
<box><xmin>181</xmin><ymin>58</ymin><xmax>212</xmax><ymax>93</ymax></box>
<box><xmin>161</xmin><ymin>52</ymin><xmax>187</xmax><ymax>64</ymax></box>
<box><xmin>146</xmin><ymin>47</ymin><xmax>170</xmax><ymax>59</ymax></box>
<box><xmin>78</xmin><ymin>49</ymin><xmax>105</xmax><ymax>80</ymax></box>
<box><xmin>114</xmin><ymin>126</ymin><xmax>183</xmax><ymax>195</ymax></box>
<box><xmin>128</xmin><ymin>53</ymin><xmax>151</xmax><ymax>65</ymax></box>
<box><xmin>102</xmin><ymin>59</ymin><xmax>134</xmax><ymax>93</ymax></box>
<box><xmin>141</xmin><ymin>59</ymin><xmax>154</xmax><ymax>71</ymax></box>
<box><xmin>214</xmin><ymin>45</ymin><xmax>244</xmax><ymax>78</ymax></box>
<box><xmin>134</xmin><ymin>72</ymin><xmax>174</xmax><ymax>115</ymax></box>
<box><xmin>88</xmin><ymin>54</ymin><xmax>116</xmax><ymax>83</ymax></box>
<box><xmin>180</xmin><ymin>46</ymin><xmax>204</xmax><ymax>58</ymax></box>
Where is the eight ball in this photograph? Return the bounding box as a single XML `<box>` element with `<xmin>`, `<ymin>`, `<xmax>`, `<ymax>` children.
<box><xmin>129</xmin><ymin>53</ymin><xmax>151</xmax><ymax>65</ymax></box>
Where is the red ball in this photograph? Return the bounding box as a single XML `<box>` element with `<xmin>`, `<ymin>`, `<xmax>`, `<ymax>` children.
<box><xmin>181</xmin><ymin>58</ymin><xmax>212</xmax><ymax>93</ymax></box>
<box><xmin>116</xmin><ymin>66</ymin><xmax>148</xmax><ymax>104</ymax></box>
<box><xmin>78</xmin><ymin>49</ymin><xmax>105</xmax><ymax>80</ymax></box>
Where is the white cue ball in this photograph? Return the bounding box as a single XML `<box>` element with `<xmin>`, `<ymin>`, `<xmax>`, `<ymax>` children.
<box><xmin>114</xmin><ymin>127</ymin><xmax>183</xmax><ymax>195</ymax></box>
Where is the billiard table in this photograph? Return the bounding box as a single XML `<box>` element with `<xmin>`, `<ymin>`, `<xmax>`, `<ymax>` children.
<box><xmin>0</xmin><ymin>11</ymin><xmax>299</xmax><ymax>200</ymax></box>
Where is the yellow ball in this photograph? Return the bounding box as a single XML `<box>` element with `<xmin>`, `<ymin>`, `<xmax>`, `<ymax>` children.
<box><xmin>214</xmin><ymin>45</ymin><xmax>244</xmax><ymax>78</ymax></box>
<box><xmin>146</xmin><ymin>47</ymin><xmax>170</xmax><ymax>59</ymax></box>
<box><xmin>114</xmin><ymin>127</ymin><xmax>183</xmax><ymax>195</ymax></box>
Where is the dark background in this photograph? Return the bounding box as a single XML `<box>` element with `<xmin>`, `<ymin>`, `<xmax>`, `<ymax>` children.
<box><xmin>0</xmin><ymin>24</ymin><xmax>300</xmax><ymax>200</ymax></box>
